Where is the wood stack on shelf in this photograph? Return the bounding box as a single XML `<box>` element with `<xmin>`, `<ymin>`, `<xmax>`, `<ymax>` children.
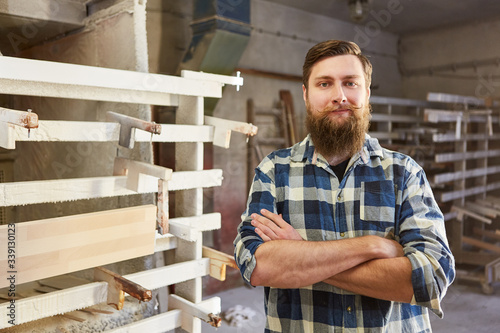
<box><xmin>0</xmin><ymin>57</ymin><xmax>253</xmax><ymax>331</ymax></box>
<box><xmin>424</xmin><ymin>93</ymin><xmax>500</xmax><ymax>294</ymax></box>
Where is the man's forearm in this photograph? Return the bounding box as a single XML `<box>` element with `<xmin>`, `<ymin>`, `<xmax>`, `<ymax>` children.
<box><xmin>250</xmin><ymin>236</ymin><xmax>402</xmax><ymax>288</ymax></box>
<box><xmin>324</xmin><ymin>256</ymin><xmax>414</xmax><ymax>303</ymax></box>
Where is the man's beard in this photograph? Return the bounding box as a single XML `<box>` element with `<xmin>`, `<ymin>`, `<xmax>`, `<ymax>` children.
<box><xmin>305</xmin><ymin>100</ymin><xmax>371</xmax><ymax>160</ymax></box>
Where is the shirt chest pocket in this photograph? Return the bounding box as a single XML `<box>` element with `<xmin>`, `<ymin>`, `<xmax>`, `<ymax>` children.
<box><xmin>360</xmin><ymin>180</ymin><xmax>395</xmax><ymax>228</ymax></box>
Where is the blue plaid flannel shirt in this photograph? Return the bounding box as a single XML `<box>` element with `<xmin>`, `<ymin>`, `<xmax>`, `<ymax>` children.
<box><xmin>234</xmin><ymin>134</ymin><xmax>455</xmax><ymax>332</ymax></box>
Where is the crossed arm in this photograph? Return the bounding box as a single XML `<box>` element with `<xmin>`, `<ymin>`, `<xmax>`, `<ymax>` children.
<box><xmin>251</xmin><ymin>209</ymin><xmax>414</xmax><ymax>303</ymax></box>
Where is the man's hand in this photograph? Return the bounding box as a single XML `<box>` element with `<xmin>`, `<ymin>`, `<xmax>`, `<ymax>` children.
<box><xmin>251</xmin><ymin>209</ymin><xmax>303</xmax><ymax>241</ymax></box>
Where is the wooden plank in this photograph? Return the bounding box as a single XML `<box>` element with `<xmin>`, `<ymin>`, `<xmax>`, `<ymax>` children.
<box><xmin>106</xmin><ymin>309</ymin><xmax>182</xmax><ymax>333</ymax></box>
<box><xmin>175</xmin><ymin>94</ymin><xmax>204</xmax><ymax>333</ymax></box>
<box><xmin>168</xmin><ymin>295</ymin><xmax>221</xmax><ymax>329</ymax></box>
<box><xmin>106</xmin><ymin>112</ymin><xmax>162</xmax><ymax>149</ymax></box>
<box><xmin>464</xmin><ymin>202</ymin><xmax>500</xmax><ymax>218</ymax></box>
<box><xmin>433</xmin><ymin>166</ymin><xmax>500</xmax><ymax>184</ymax></box>
<box><xmin>371</xmin><ymin>113</ymin><xmax>420</xmax><ymax>123</ymax></box>
<box><xmin>0</xmin><ymin>170</ymin><xmax>223</xmax><ymax>207</ymax></box>
<box><xmin>204</xmin><ymin>116</ymin><xmax>258</xmax><ymax>148</ymax></box>
<box><xmin>0</xmin><ymin>205</ymin><xmax>156</xmax><ymax>288</ymax></box>
<box><xmin>157</xmin><ymin>180</ymin><xmax>169</xmax><ymax>234</ymax></box>
<box><xmin>134</xmin><ymin>124</ymin><xmax>213</xmax><ymax>143</ymax></box>
<box><xmin>169</xmin><ymin>213</ymin><xmax>221</xmax><ymax>242</ymax></box>
<box><xmin>0</xmin><ymin>121</ymin><xmax>214</xmax><ymax>149</ymax></box>
<box><xmin>202</xmin><ymin>246</ymin><xmax>238</xmax><ymax>281</ymax></box>
<box><xmin>181</xmin><ymin>70</ymin><xmax>243</xmax><ymax>90</ymax></box>
<box><xmin>432</xmin><ymin>132</ymin><xmax>500</xmax><ymax>143</ymax></box>
<box><xmin>94</xmin><ymin>267</ymin><xmax>152</xmax><ymax>310</ymax></box>
<box><xmin>123</xmin><ymin>259</ymin><xmax>210</xmax><ymax>291</ymax></box>
<box><xmin>439</xmin><ymin>181</ymin><xmax>500</xmax><ymax>202</ymax></box>
<box><xmin>0</xmin><ymin>282</ymin><xmax>108</xmax><ymax>328</ymax></box>
<box><xmin>451</xmin><ymin>205</ymin><xmax>492</xmax><ymax>224</ymax></box>
<box><xmin>0</xmin><ymin>259</ymin><xmax>208</xmax><ymax>328</ymax></box>
<box><xmin>0</xmin><ymin>56</ymin><xmax>223</xmax><ymax>104</ymax></box>
<box><xmin>280</xmin><ymin>90</ymin><xmax>298</xmax><ymax>146</ymax></box>
<box><xmin>435</xmin><ymin>149</ymin><xmax>500</xmax><ymax>163</ymax></box>
<box><xmin>473</xmin><ymin>227</ymin><xmax>500</xmax><ymax>241</ymax></box>
<box><xmin>0</xmin><ymin>107</ymin><xmax>38</xmax><ymax>129</ymax></box>
<box><xmin>113</xmin><ymin>157</ymin><xmax>172</xmax><ymax>192</ymax></box>
<box><xmin>424</xmin><ymin>109</ymin><xmax>463</xmax><ymax>122</ymax></box>
<box><xmin>463</xmin><ymin>236</ymin><xmax>500</xmax><ymax>254</ymax></box>
<box><xmin>154</xmin><ymin>233</ymin><xmax>177</xmax><ymax>252</ymax></box>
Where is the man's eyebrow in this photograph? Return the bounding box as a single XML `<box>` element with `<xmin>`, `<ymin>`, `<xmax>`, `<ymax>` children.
<box><xmin>312</xmin><ymin>74</ymin><xmax>362</xmax><ymax>80</ymax></box>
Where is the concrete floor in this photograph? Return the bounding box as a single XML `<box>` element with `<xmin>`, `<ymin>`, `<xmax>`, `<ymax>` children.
<box><xmin>204</xmin><ymin>281</ymin><xmax>500</xmax><ymax>332</ymax></box>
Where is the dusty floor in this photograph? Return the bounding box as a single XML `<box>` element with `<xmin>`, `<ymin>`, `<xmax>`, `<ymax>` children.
<box><xmin>203</xmin><ymin>280</ymin><xmax>500</xmax><ymax>332</ymax></box>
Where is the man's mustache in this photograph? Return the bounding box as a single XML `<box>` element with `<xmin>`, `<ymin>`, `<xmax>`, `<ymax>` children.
<box><xmin>316</xmin><ymin>104</ymin><xmax>362</xmax><ymax>114</ymax></box>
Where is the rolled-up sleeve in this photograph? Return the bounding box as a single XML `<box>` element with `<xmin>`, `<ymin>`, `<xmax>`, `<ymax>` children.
<box><xmin>398</xmin><ymin>164</ymin><xmax>455</xmax><ymax>318</ymax></box>
<box><xmin>234</xmin><ymin>161</ymin><xmax>277</xmax><ymax>285</ymax></box>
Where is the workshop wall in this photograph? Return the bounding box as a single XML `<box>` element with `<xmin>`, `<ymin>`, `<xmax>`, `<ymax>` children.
<box><xmin>400</xmin><ymin>18</ymin><xmax>500</xmax><ymax>102</ymax></box>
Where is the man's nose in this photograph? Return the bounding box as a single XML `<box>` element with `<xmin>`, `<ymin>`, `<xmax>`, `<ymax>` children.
<box><xmin>330</xmin><ymin>84</ymin><xmax>347</xmax><ymax>104</ymax></box>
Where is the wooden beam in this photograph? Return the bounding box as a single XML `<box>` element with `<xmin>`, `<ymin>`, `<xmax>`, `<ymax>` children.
<box><xmin>168</xmin><ymin>294</ymin><xmax>221</xmax><ymax>330</ymax></box>
<box><xmin>169</xmin><ymin>213</ymin><xmax>221</xmax><ymax>242</ymax></box>
<box><xmin>0</xmin><ymin>121</ymin><xmax>215</xmax><ymax>150</ymax></box>
<box><xmin>0</xmin><ymin>170</ymin><xmax>223</xmax><ymax>207</ymax></box>
<box><xmin>134</xmin><ymin>124</ymin><xmax>214</xmax><ymax>143</ymax></box>
<box><xmin>181</xmin><ymin>70</ymin><xmax>243</xmax><ymax>90</ymax></box>
<box><xmin>439</xmin><ymin>181</ymin><xmax>500</xmax><ymax>202</ymax></box>
<box><xmin>451</xmin><ymin>205</ymin><xmax>492</xmax><ymax>224</ymax></box>
<box><xmin>0</xmin><ymin>107</ymin><xmax>38</xmax><ymax>129</ymax></box>
<box><xmin>0</xmin><ymin>259</ymin><xmax>209</xmax><ymax>328</ymax></box>
<box><xmin>154</xmin><ymin>233</ymin><xmax>178</xmax><ymax>252</ymax></box>
<box><xmin>0</xmin><ymin>282</ymin><xmax>108</xmax><ymax>329</ymax></box>
<box><xmin>0</xmin><ymin>56</ymin><xmax>224</xmax><ymax>105</ymax></box>
<box><xmin>473</xmin><ymin>227</ymin><xmax>500</xmax><ymax>241</ymax></box>
<box><xmin>202</xmin><ymin>246</ymin><xmax>238</xmax><ymax>281</ymax></box>
<box><xmin>123</xmin><ymin>259</ymin><xmax>210</xmax><ymax>291</ymax></box>
<box><xmin>463</xmin><ymin>236</ymin><xmax>500</xmax><ymax>254</ymax></box>
<box><xmin>106</xmin><ymin>112</ymin><xmax>162</xmax><ymax>149</ymax></box>
<box><xmin>0</xmin><ymin>205</ymin><xmax>156</xmax><ymax>288</ymax></box>
<box><xmin>94</xmin><ymin>267</ymin><xmax>152</xmax><ymax>310</ymax></box>
<box><xmin>113</xmin><ymin>157</ymin><xmax>172</xmax><ymax>192</ymax></box>
<box><xmin>433</xmin><ymin>166</ymin><xmax>500</xmax><ymax>184</ymax></box>
<box><xmin>435</xmin><ymin>149</ymin><xmax>500</xmax><ymax>163</ymax></box>
<box><xmin>157</xmin><ymin>179</ymin><xmax>169</xmax><ymax>234</ymax></box>
<box><xmin>204</xmin><ymin>116</ymin><xmax>258</xmax><ymax>148</ymax></box>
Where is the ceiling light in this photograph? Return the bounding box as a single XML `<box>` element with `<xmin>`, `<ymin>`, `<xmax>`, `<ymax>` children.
<box><xmin>348</xmin><ymin>0</ymin><xmax>370</xmax><ymax>22</ymax></box>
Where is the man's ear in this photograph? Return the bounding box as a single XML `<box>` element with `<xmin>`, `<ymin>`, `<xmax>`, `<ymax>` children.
<box><xmin>302</xmin><ymin>85</ymin><xmax>307</xmax><ymax>102</ymax></box>
<box><xmin>367</xmin><ymin>87</ymin><xmax>371</xmax><ymax>99</ymax></box>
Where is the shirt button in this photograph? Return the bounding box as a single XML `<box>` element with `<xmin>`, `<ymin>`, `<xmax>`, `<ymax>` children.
<box><xmin>340</xmin><ymin>232</ymin><xmax>345</xmax><ymax>237</ymax></box>
<box><xmin>347</xmin><ymin>306</ymin><xmax>352</xmax><ymax>313</ymax></box>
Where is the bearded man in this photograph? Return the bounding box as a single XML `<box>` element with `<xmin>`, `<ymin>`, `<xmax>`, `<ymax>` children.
<box><xmin>233</xmin><ymin>40</ymin><xmax>455</xmax><ymax>333</ymax></box>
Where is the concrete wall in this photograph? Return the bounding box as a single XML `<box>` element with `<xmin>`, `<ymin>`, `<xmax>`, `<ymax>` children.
<box><xmin>400</xmin><ymin>18</ymin><xmax>500</xmax><ymax>101</ymax></box>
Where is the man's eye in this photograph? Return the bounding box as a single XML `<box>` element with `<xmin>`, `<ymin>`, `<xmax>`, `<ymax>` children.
<box><xmin>345</xmin><ymin>82</ymin><xmax>357</xmax><ymax>87</ymax></box>
<box><xmin>319</xmin><ymin>82</ymin><xmax>329</xmax><ymax>87</ymax></box>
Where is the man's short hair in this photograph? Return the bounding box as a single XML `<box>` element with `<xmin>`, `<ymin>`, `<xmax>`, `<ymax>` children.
<box><xmin>302</xmin><ymin>40</ymin><xmax>373</xmax><ymax>89</ymax></box>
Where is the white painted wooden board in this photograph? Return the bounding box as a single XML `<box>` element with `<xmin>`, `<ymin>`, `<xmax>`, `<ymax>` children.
<box><xmin>0</xmin><ymin>169</ymin><xmax>223</xmax><ymax>207</ymax></box>
<box><xmin>123</xmin><ymin>259</ymin><xmax>210</xmax><ymax>291</ymax></box>
<box><xmin>0</xmin><ymin>258</ymin><xmax>209</xmax><ymax>328</ymax></box>
<box><xmin>0</xmin><ymin>56</ymin><xmax>223</xmax><ymax>104</ymax></box>
<box><xmin>0</xmin><ymin>282</ymin><xmax>108</xmax><ymax>328</ymax></box>
<box><xmin>0</xmin><ymin>205</ymin><xmax>156</xmax><ymax>288</ymax></box>
<box><xmin>0</xmin><ymin>121</ymin><xmax>215</xmax><ymax>149</ymax></box>
<box><xmin>169</xmin><ymin>213</ymin><xmax>221</xmax><ymax>242</ymax></box>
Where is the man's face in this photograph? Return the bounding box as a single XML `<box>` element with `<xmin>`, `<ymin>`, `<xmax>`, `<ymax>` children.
<box><xmin>303</xmin><ymin>55</ymin><xmax>371</xmax><ymax>159</ymax></box>
<box><xmin>303</xmin><ymin>54</ymin><xmax>370</xmax><ymax>122</ymax></box>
